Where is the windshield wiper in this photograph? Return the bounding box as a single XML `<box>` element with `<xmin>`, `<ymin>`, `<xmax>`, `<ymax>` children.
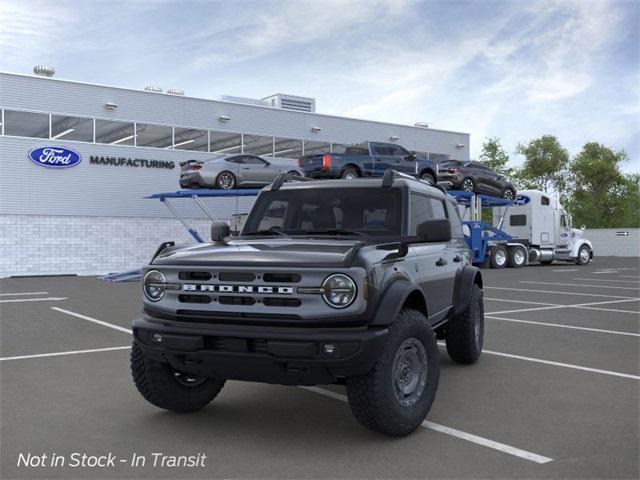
<box><xmin>243</xmin><ymin>229</ymin><xmax>289</xmax><ymax>236</ymax></box>
<box><xmin>304</xmin><ymin>228</ymin><xmax>367</xmax><ymax>237</ymax></box>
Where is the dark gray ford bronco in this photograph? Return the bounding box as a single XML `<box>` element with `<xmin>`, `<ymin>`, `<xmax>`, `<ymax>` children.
<box><xmin>131</xmin><ymin>170</ymin><xmax>484</xmax><ymax>436</ymax></box>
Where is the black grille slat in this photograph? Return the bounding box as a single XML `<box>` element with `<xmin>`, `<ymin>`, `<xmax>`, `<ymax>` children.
<box><xmin>219</xmin><ymin>272</ymin><xmax>256</xmax><ymax>282</ymax></box>
<box><xmin>178</xmin><ymin>294</ymin><xmax>212</xmax><ymax>304</ymax></box>
<box><xmin>179</xmin><ymin>271</ymin><xmax>212</xmax><ymax>281</ymax></box>
<box><xmin>263</xmin><ymin>273</ymin><xmax>301</xmax><ymax>283</ymax></box>
<box><xmin>264</xmin><ymin>297</ymin><xmax>302</xmax><ymax>307</ymax></box>
<box><xmin>219</xmin><ymin>296</ymin><xmax>256</xmax><ymax>306</ymax></box>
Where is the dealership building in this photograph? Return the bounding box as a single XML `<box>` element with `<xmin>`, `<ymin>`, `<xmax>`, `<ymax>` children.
<box><xmin>0</xmin><ymin>69</ymin><xmax>470</xmax><ymax>278</ymax></box>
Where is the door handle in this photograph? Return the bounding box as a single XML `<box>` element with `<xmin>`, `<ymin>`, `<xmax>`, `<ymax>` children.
<box><xmin>453</xmin><ymin>255</ymin><xmax>462</xmax><ymax>263</ymax></box>
<box><xmin>436</xmin><ymin>258</ymin><xmax>448</xmax><ymax>267</ymax></box>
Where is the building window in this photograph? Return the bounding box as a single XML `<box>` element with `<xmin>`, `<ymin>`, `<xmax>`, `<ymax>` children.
<box><xmin>210</xmin><ymin>131</ymin><xmax>242</xmax><ymax>154</ymax></box>
<box><xmin>243</xmin><ymin>134</ymin><xmax>273</xmax><ymax>156</ymax></box>
<box><xmin>274</xmin><ymin>137</ymin><xmax>303</xmax><ymax>159</ymax></box>
<box><xmin>173</xmin><ymin>127</ymin><xmax>208</xmax><ymax>151</ymax></box>
<box><xmin>303</xmin><ymin>140</ymin><xmax>331</xmax><ymax>155</ymax></box>
<box><xmin>50</xmin><ymin>114</ymin><xmax>93</xmax><ymax>142</ymax></box>
<box><xmin>3</xmin><ymin>110</ymin><xmax>49</xmax><ymax>138</ymax></box>
<box><xmin>135</xmin><ymin>123</ymin><xmax>173</xmax><ymax>148</ymax></box>
<box><xmin>95</xmin><ymin>119</ymin><xmax>135</xmax><ymax>145</ymax></box>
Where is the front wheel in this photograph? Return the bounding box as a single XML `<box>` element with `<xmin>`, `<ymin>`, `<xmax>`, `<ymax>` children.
<box><xmin>346</xmin><ymin>309</ymin><xmax>439</xmax><ymax>436</ymax></box>
<box><xmin>503</xmin><ymin>188</ymin><xmax>516</xmax><ymax>201</ymax></box>
<box><xmin>461</xmin><ymin>177</ymin><xmax>475</xmax><ymax>192</ymax></box>
<box><xmin>131</xmin><ymin>342</ymin><xmax>225</xmax><ymax>413</ymax></box>
<box><xmin>576</xmin><ymin>245</ymin><xmax>591</xmax><ymax>265</ymax></box>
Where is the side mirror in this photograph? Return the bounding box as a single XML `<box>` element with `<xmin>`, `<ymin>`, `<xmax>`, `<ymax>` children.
<box><xmin>581</xmin><ymin>224</ymin><xmax>586</xmax><ymax>231</ymax></box>
<box><xmin>407</xmin><ymin>151</ymin><xmax>417</xmax><ymax>161</ymax></box>
<box><xmin>417</xmin><ymin>219</ymin><xmax>451</xmax><ymax>243</ymax></box>
<box><xmin>211</xmin><ymin>222</ymin><xmax>230</xmax><ymax>243</ymax></box>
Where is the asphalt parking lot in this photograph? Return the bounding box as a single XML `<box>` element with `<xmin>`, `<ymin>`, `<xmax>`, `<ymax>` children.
<box><xmin>1</xmin><ymin>257</ymin><xmax>638</xmax><ymax>479</ymax></box>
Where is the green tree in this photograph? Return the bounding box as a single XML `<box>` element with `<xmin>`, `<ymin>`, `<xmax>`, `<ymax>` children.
<box><xmin>516</xmin><ymin>135</ymin><xmax>569</xmax><ymax>193</ymax></box>
<box><xmin>565</xmin><ymin>142</ymin><xmax>638</xmax><ymax>228</ymax></box>
<box><xmin>479</xmin><ymin>137</ymin><xmax>513</xmax><ymax>176</ymax></box>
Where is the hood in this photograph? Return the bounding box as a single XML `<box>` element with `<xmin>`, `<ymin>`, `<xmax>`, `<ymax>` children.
<box><xmin>152</xmin><ymin>238</ymin><xmax>362</xmax><ymax>268</ymax></box>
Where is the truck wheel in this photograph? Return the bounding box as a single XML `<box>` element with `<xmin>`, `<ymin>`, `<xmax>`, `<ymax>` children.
<box><xmin>576</xmin><ymin>245</ymin><xmax>591</xmax><ymax>265</ymax></box>
<box><xmin>345</xmin><ymin>309</ymin><xmax>439</xmax><ymax>436</ymax></box>
<box><xmin>216</xmin><ymin>171</ymin><xmax>236</xmax><ymax>189</ymax></box>
<box><xmin>507</xmin><ymin>246</ymin><xmax>526</xmax><ymax>268</ymax></box>
<box><xmin>420</xmin><ymin>172</ymin><xmax>436</xmax><ymax>185</ymax></box>
<box><xmin>445</xmin><ymin>284</ymin><xmax>484</xmax><ymax>363</ymax></box>
<box><xmin>490</xmin><ymin>245</ymin><xmax>507</xmax><ymax>269</ymax></box>
<box><xmin>131</xmin><ymin>342</ymin><xmax>225</xmax><ymax>413</ymax></box>
<box><xmin>341</xmin><ymin>167</ymin><xmax>360</xmax><ymax>180</ymax></box>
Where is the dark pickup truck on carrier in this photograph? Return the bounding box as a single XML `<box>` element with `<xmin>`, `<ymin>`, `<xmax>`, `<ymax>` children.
<box><xmin>131</xmin><ymin>170</ymin><xmax>484</xmax><ymax>436</ymax></box>
<box><xmin>298</xmin><ymin>141</ymin><xmax>439</xmax><ymax>184</ymax></box>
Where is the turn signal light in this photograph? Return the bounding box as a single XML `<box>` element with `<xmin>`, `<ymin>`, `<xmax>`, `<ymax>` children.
<box><xmin>448</xmin><ymin>167</ymin><xmax>460</xmax><ymax>173</ymax></box>
<box><xmin>322</xmin><ymin>154</ymin><xmax>332</xmax><ymax>170</ymax></box>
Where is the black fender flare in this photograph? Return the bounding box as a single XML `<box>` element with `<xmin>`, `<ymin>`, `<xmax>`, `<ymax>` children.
<box><xmin>453</xmin><ymin>265</ymin><xmax>483</xmax><ymax>316</ymax></box>
<box><xmin>370</xmin><ymin>278</ymin><xmax>426</xmax><ymax>326</ymax></box>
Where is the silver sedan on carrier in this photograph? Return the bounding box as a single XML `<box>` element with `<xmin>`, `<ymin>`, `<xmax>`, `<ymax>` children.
<box><xmin>179</xmin><ymin>154</ymin><xmax>303</xmax><ymax>189</ymax></box>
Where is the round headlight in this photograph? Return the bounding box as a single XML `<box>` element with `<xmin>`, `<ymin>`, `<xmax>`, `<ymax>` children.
<box><xmin>143</xmin><ymin>270</ymin><xmax>166</xmax><ymax>302</ymax></box>
<box><xmin>322</xmin><ymin>274</ymin><xmax>357</xmax><ymax>309</ymax></box>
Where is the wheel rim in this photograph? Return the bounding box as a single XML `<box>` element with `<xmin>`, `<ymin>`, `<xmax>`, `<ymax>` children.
<box><xmin>513</xmin><ymin>248</ymin><xmax>525</xmax><ymax>265</ymax></box>
<box><xmin>344</xmin><ymin>172</ymin><xmax>358</xmax><ymax>180</ymax></box>
<box><xmin>392</xmin><ymin>337</ymin><xmax>428</xmax><ymax>407</ymax></box>
<box><xmin>421</xmin><ymin>174</ymin><xmax>434</xmax><ymax>185</ymax></box>
<box><xmin>504</xmin><ymin>189</ymin><xmax>514</xmax><ymax>200</ymax></box>
<box><xmin>580</xmin><ymin>247</ymin><xmax>590</xmax><ymax>263</ymax></box>
<box><xmin>218</xmin><ymin>173</ymin><xmax>234</xmax><ymax>189</ymax></box>
<box><xmin>494</xmin><ymin>249</ymin><xmax>507</xmax><ymax>266</ymax></box>
<box><xmin>462</xmin><ymin>179</ymin><xmax>474</xmax><ymax>192</ymax></box>
<box><xmin>173</xmin><ymin>370</ymin><xmax>207</xmax><ymax>387</ymax></box>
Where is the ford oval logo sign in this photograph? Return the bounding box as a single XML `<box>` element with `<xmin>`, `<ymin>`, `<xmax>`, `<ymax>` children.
<box><xmin>513</xmin><ymin>195</ymin><xmax>530</xmax><ymax>206</ymax></box>
<box><xmin>28</xmin><ymin>146</ymin><xmax>82</xmax><ymax>168</ymax></box>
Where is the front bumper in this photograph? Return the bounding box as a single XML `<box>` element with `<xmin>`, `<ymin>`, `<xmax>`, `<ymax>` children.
<box><xmin>133</xmin><ymin>315</ymin><xmax>388</xmax><ymax>385</ymax></box>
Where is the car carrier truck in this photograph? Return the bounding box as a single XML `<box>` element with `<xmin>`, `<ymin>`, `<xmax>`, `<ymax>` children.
<box><xmin>489</xmin><ymin>189</ymin><xmax>594</xmax><ymax>267</ymax></box>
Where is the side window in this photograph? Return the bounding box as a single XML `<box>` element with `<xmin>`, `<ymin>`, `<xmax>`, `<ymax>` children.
<box><xmin>242</xmin><ymin>156</ymin><xmax>266</xmax><ymax>165</ymax></box>
<box><xmin>447</xmin><ymin>201</ymin><xmax>464</xmax><ymax>238</ymax></box>
<box><xmin>510</xmin><ymin>215</ymin><xmax>527</xmax><ymax>226</ymax></box>
<box><xmin>561</xmin><ymin>214</ymin><xmax>567</xmax><ymax>227</ymax></box>
<box><xmin>541</xmin><ymin>196</ymin><xmax>550</xmax><ymax>206</ymax></box>
<box><xmin>429</xmin><ymin>198</ymin><xmax>448</xmax><ymax>220</ymax></box>
<box><xmin>226</xmin><ymin>156</ymin><xmax>244</xmax><ymax>164</ymax></box>
<box><xmin>372</xmin><ymin>144</ymin><xmax>392</xmax><ymax>156</ymax></box>
<box><xmin>409</xmin><ymin>194</ymin><xmax>432</xmax><ymax>235</ymax></box>
<box><xmin>390</xmin><ymin>145</ymin><xmax>410</xmax><ymax>158</ymax></box>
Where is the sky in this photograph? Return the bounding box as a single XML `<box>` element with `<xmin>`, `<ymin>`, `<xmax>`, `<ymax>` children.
<box><xmin>1</xmin><ymin>0</ymin><xmax>638</xmax><ymax>172</ymax></box>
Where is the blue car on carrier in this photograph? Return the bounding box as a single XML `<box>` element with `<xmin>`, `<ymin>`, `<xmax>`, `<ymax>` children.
<box><xmin>298</xmin><ymin>141</ymin><xmax>438</xmax><ymax>184</ymax></box>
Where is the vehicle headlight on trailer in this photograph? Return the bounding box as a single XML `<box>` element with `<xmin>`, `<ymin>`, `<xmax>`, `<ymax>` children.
<box><xmin>143</xmin><ymin>270</ymin><xmax>166</xmax><ymax>302</ymax></box>
<box><xmin>322</xmin><ymin>274</ymin><xmax>357</xmax><ymax>309</ymax></box>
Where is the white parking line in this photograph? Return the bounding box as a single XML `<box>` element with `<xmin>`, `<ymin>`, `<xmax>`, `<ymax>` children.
<box><xmin>485</xmin><ymin>297</ymin><xmax>560</xmax><ymax>307</ymax></box>
<box><xmin>0</xmin><ymin>297</ymin><xmax>67</xmax><ymax>304</ymax></box>
<box><xmin>485</xmin><ymin>286</ymin><xmax>637</xmax><ymax>299</ymax></box>
<box><xmin>573</xmin><ymin>278</ymin><xmax>640</xmax><ymax>284</ymax></box>
<box><xmin>300</xmin><ymin>386</ymin><xmax>553</xmax><ymax>464</ymax></box>
<box><xmin>552</xmin><ymin>269</ymin><xmax>579</xmax><ymax>272</ymax></box>
<box><xmin>482</xmin><ymin>349</ymin><xmax>640</xmax><ymax>381</ymax></box>
<box><xmin>51</xmin><ymin>307</ymin><xmax>132</xmax><ymax>334</ymax></box>
<box><xmin>0</xmin><ymin>291</ymin><xmax>49</xmax><ymax>296</ymax></box>
<box><xmin>0</xmin><ymin>346</ymin><xmax>131</xmax><ymax>362</ymax></box>
<box><xmin>486</xmin><ymin>298</ymin><xmax>640</xmax><ymax>316</ymax></box>
<box><xmin>520</xmin><ymin>281</ymin><xmax>640</xmax><ymax>291</ymax></box>
<box><xmin>620</xmin><ymin>275</ymin><xmax>640</xmax><ymax>279</ymax></box>
<box><xmin>486</xmin><ymin>316</ymin><xmax>640</xmax><ymax>337</ymax></box>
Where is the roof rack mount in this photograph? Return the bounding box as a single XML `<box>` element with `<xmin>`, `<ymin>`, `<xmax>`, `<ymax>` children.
<box><xmin>271</xmin><ymin>172</ymin><xmax>313</xmax><ymax>191</ymax></box>
<box><xmin>381</xmin><ymin>169</ymin><xmax>448</xmax><ymax>193</ymax></box>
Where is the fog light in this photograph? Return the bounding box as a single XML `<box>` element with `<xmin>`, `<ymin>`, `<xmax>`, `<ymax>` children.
<box><xmin>152</xmin><ymin>333</ymin><xmax>163</xmax><ymax>344</ymax></box>
<box><xmin>323</xmin><ymin>343</ymin><xmax>336</xmax><ymax>355</ymax></box>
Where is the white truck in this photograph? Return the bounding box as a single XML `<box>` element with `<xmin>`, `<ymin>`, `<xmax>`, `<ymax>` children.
<box><xmin>491</xmin><ymin>189</ymin><xmax>593</xmax><ymax>267</ymax></box>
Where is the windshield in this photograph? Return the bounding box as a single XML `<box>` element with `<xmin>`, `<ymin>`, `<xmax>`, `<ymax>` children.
<box><xmin>242</xmin><ymin>187</ymin><xmax>403</xmax><ymax>237</ymax></box>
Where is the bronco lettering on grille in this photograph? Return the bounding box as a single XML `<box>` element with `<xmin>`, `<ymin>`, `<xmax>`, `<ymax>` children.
<box><xmin>182</xmin><ymin>284</ymin><xmax>294</xmax><ymax>295</ymax></box>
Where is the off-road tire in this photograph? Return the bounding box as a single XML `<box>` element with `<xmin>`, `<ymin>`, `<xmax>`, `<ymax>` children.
<box><xmin>507</xmin><ymin>245</ymin><xmax>526</xmax><ymax>268</ymax></box>
<box><xmin>345</xmin><ymin>309</ymin><xmax>439</xmax><ymax>436</ymax></box>
<box><xmin>490</xmin><ymin>245</ymin><xmax>508</xmax><ymax>269</ymax></box>
<box><xmin>445</xmin><ymin>284</ymin><xmax>484</xmax><ymax>363</ymax></box>
<box><xmin>131</xmin><ymin>342</ymin><xmax>225</xmax><ymax>413</ymax></box>
<box><xmin>341</xmin><ymin>167</ymin><xmax>360</xmax><ymax>180</ymax></box>
<box><xmin>576</xmin><ymin>245</ymin><xmax>591</xmax><ymax>266</ymax></box>
<box><xmin>216</xmin><ymin>171</ymin><xmax>236</xmax><ymax>189</ymax></box>
<box><xmin>420</xmin><ymin>172</ymin><xmax>436</xmax><ymax>185</ymax></box>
